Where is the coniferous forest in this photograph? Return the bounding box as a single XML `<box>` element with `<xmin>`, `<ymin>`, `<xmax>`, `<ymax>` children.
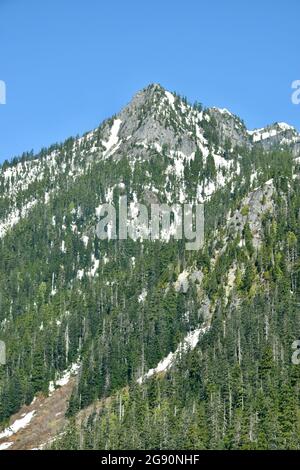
<box><xmin>1</xmin><ymin>84</ymin><xmax>300</xmax><ymax>450</ymax></box>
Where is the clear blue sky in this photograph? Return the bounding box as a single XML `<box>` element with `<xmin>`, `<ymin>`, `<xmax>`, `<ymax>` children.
<box><xmin>1</xmin><ymin>0</ymin><xmax>300</xmax><ymax>162</ymax></box>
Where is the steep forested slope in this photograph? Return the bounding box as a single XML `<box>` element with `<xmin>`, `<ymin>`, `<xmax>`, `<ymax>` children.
<box><xmin>1</xmin><ymin>84</ymin><xmax>300</xmax><ymax>450</ymax></box>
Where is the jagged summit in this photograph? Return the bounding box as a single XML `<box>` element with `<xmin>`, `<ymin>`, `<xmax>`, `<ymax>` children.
<box><xmin>104</xmin><ymin>86</ymin><xmax>300</xmax><ymax>161</ymax></box>
<box><xmin>1</xmin><ymin>84</ymin><xmax>299</xmax><ymax>172</ymax></box>
<box><xmin>122</xmin><ymin>82</ymin><xmax>165</xmax><ymax>108</ymax></box>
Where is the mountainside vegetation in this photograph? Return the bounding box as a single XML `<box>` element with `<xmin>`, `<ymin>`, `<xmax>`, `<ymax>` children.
<box><xmin>1</xmin><ymin>84</ymin><xmax>300</xmax><ymax>450</ymax></box>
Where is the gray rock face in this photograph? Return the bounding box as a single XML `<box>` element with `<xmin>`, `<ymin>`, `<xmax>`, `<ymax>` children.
<box><xmin>249</xmin><ymin>123</ymin><xmax>300</xmax><ymax>156</ymax></box>
<box><xmin>208</xmin><ymin>108</ymin><xmax>251</xmax><ymax>149</ymax></box>
<box><xmin>104</xmin><ymin>84</ymin><xmax>300</xmax><ymax>162</ymax></box>
<box><xmin>198</xmin><ymin>297</ymin><xmax>211</xmax><ymax>322</ymax></box>
<box><xmin>228</xmin><ymin>180</ymin><xmax>275</xmax><ymax>249</ymax></box>
<box><xmin>113</xmin><ymin>84</ymin><xmax>200</xmax><ymax>160</ymax></box>
<box><xmin>208</xmin><ymin>108</ymin><xmax>300</xmax><ymax>156</ymax></box>
<box><xmin>189</xmin><ymin>270</ymin><xmax>204</xmax><ymax>284</ymax></box>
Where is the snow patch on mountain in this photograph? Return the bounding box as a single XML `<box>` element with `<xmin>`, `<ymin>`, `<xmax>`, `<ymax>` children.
<box><xmin>0</xmin><ymin>411</ymin><xmax>36</xmax><ymax>440</ymax></box>
<box><xmin>49</xmin><ymin>362</ymin><xmax>80</xmax><ymax>394</ymax></box>
<box><xmin>137</xmin><ymin>325</ymin><xmax>210</xmax><ymax>384</ymax></box>
<box><xmin>165</xmin><ymin>91</ymin><xmax>175</xmax><ymax>108</ymax></box>
<box><xmin>0</xmin><ymin>199</ymin><xmax>38</xmax><ymax>239</ymax></box>
<box><xmin>0</xmin><ymin>442</ymin><xmax>13</xmax><ymax>450</ymax></box>
<box><xmin>102</xmin><ymin>119</ymin><xmax>122</xmax><ymax>157</ymax></box>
